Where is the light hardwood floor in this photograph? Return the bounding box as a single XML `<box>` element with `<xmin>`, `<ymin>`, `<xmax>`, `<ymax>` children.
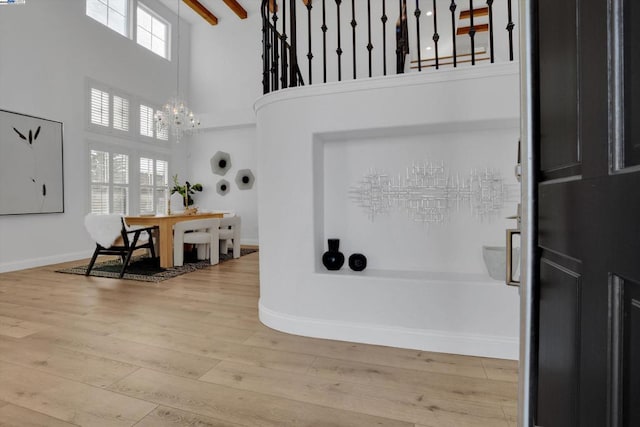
<box><xmin>0</xmin><ymin>252</ymin><xmax>518</xmax><ymax>426</ymax></box>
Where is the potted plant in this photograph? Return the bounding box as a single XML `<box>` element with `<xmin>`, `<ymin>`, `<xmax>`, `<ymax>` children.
<box><xmin>171</xmin><ymin>174</ymin><xmax>203</xmax><ymax>207</ymax></box>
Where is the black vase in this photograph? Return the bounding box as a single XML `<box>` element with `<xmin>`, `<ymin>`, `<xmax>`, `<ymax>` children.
<box><xmin>322</xmin><ymin>238</ymin><xmax>345</xmax><ymax>270</ymax></box>
<box><xmin>348</xmin><ymin>253</ymin><xmax>367</xmax><ymax>271</ymax></box>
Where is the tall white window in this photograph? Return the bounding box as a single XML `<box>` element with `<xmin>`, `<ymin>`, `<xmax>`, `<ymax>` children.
<box><xmin>139</xmin><ymin>157</ymin><xmax>168</xmax><ymax>214</ymax></box>
<box><xmin>86</xmin><ymin>0</ymin><xmax>129</xmax><ymax>37</ymax></box>
<box><xmin>90</xmin><ymin>149</ymin><xmax>129</xmax><ymax>214</ymax></box>
<box><xmin>137</xmin><ymin>4</ymin><xmax>169</xmax><ymax>59</ymax></box>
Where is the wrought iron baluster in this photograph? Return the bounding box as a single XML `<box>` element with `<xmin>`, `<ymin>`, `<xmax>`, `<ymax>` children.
<box><xmin>449</xmin><ymin>0</ymin><xmax>457</xmax><ymax>67</ymax></box>
<box><xmin>272</xmin><ymin>7</ymin><xmax>279</xmax><ymax>90</ymax></box>
<box><xmin>322</xmin><ymin>0</ymin><xmax>327</xmax><ymax>82</ymax></box>
<box><xmin>507</xmin><ymin>0</ymin><xmax>514</xmax><ymax>61</ymax></box>
<box><xmin>351</xmin><ymin>0</ymin><xmax>357</xmax><ymax>79</ymax></box>
<box><xmin>486</xmin><ymin>0</ymin><xmax>494</xmax><ymax>63</ymax></box>
<box><xmin>281</xmin><ymin>0</ymin><xmax>288</xmax><ymax>88</ymax></box>
<box><xmin>367</xmin><ymin>0</ymin><xmax>373</xmax><ymax>77</ymax></box>
<box><xmin>469</xmin><ymin>0</ymin><xmax>475</xmax><ymax>65</ymax></box>
<box><xmin>307</xmin><ymin>0</ymin><xmax>313</xmax><ymax>85</ymax></box>
<box><xmin>382</xmin><ymin>0</ymin><xmax>388</xmax><ymax>75</ymax></box>
<box><xmin>261</xmin><ymin>1</ymin><xmax>269</xmax><ymax>93</ymax></box>
<box><xmin>432</xmin><ymin>0</ymin><xmax>439</xmax><ymax>69</ymax></box>
<box><xmin>289</xmin><ymin>0</ymin><xmax>298</xmax><ymax>87</ymax></box>
<box><xmin>415</xmin><ymin>0</ymin><xmax>422</xmax><ymax>71</ymax></box>
<box><xmin>336</xmin><ymin>0</ymin><xmax>343</xmax><ymax>81</ymax></box>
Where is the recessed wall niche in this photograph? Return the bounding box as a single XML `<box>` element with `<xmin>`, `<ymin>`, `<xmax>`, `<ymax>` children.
<box><xmin>314</xmin><ymin>121</ymin><xmax>520</xmax><ymax>275</ymax></box>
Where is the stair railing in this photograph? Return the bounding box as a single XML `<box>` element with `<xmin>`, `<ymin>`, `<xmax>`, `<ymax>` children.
<box><xmin>261</xmin><ymin>0</ymin><xmax>516</xmax><ymax>95</ymax></box>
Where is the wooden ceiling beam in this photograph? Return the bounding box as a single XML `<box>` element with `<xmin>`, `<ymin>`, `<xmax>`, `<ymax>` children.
<box><xmin>222</xmin><ymin>0</ymin><xmax>248</xmax><ymax>19</ymax></box>
<box><xmin>182</xmin><ymin>0</ymin><xmax>218</xmax><ymax>25</ymax></box>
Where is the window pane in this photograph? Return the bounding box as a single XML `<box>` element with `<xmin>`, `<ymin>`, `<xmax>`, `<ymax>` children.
<box><xmin>156</xmin><ymin>160</ymin><xmax>168</xmax><ymax>186</ymax></box>
<box><xmin>86</xmin><ymin>0</ymin><xmax>108</xmax><ymax>26</ymax></box>
<box><xmin>86</xmin><ymin>0</ymin><xmax>128</xmax><ymax>36</ymax></box>
<box><xmin>113</xmin><ymin>186</ymin><xmax>128</xmax><ymax>214</ymax></box>
<box><xmin>90</xmin><ymin>88</ymin><xmax>109</xmax><ymax>127</ymax></box>
<box><xmin>137</xmin><ymin>7</ymin><xmax>152</xmax><ymax>29</ymax></box>
<box><xmin>109</xmin><ymin>9</ymin><xmax>127</xmax><ymax>37</ymax></box>
<box><xmin>112</xmin><ymin>153</ymin><xmax>129</xmax><ymax>184</ymax></box>
<box><xmin>151</xmin><ymin>16</ymin><xmax>166</xmax><ymax>41</ymax></box>
<box><xmin>139</xmin><ymin>105</ymin><xmax>154</xmax><ymax>137</ymax></box>
<box><xmin>90</xmin><ymin>150</ymin><xmax>109</xmax><ymax>183</ymax></box>
<box><xmin>136</xmin><ymin>6</ymin><xmax>168</xmax><ymax>59</ymax></box>
<box><xmin>139</xmin><ymin>187</ymin><xmax>154</xmax><ymax>214</ymax></box>
<box><xmin>91</xmin><ymin>184</ymin><xmax>109</xmax><ymax>214</ymax></box>
<box><xmin>155</xmin><ymin>188</ymin><xmax>167</xmax><ymax>214</ymax></box>
<box><xmin>151</xmin><ymin>35</ymin><xmax>165</xmax><ymax>57</ymax></box>
<box><xmin>137</xmin><ymin>28</ymin><xmax>152</xmax><ymax>51</ymax></box>
<box><xmin>113</xmin><ymin>95</ymin><xmax>129</xmax><ymax>131</ymax></box>
<box><xmin>110</xmin><ymin>0</ymin><xmax>127</xmax><ymax>16</ymax></box>
<box><xmin>139</xmin><ymin>157</ymin><xmax>154</xmax><ymax>186</ymax></box>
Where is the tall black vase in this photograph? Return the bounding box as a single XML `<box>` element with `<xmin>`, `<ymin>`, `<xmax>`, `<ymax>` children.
<box><xmin>322</xmin><ymin>238</ymin><xmax>345</xmax><ymax>270</ymax></box>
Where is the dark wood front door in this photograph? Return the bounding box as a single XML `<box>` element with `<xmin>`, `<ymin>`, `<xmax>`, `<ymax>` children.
<box><xmin>534</xmin><ymin>0</ymin><xmax>640</xmax><ymax>426</ymax></box>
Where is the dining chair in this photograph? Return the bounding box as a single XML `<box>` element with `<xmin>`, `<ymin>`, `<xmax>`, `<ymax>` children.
<box><xmin>173</xmin><ymin>218</ymin><xmax>221</xmax><ymax>267</ymax></box>
<box><xmin>218</xmin><ymin>215</ymin><xmax>241</xmax><ymax>259</ymax></box>
<box><xmin>84</xmin><ymin>214</ymin><xmax>158</xmax><ymax>278</ymax></box>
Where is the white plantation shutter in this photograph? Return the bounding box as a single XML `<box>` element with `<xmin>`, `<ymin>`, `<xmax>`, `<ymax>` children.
<box><xmin>112</xmin><ymin>153</ymin><xmax>129</xmax><ymax>214</ymax></box>
<box><xmin>139</xmin><ymin>157</ymin><xmax>154</xmax><ymax>214</ymax></box>
<box><xmin>112</xmin><ymin>95</ymin><xmax>129</xmax><ymax>131</ymax></box>
<box><xmin>155</xmin><ymin>159</ymin><xmax>169</xmax><ymax>212</ymax></box>
<box><xmin>139</xmin><ymin>157</ymin><xmax>169</xmax><ymax>214</ymax></box>
<box><xmin>90</xmin><ymin>150</ymin><xmax>110</xmax><ymax>214</ymax></box>
<box><xmin>140</xmin><ymin>104</ymin><xmax>154</xmax><ymax>137</ymax></box>
<box><xmin>90</xmin><ymin>88</ymin><xmax>110</xmax><ymax>127</ymax></box>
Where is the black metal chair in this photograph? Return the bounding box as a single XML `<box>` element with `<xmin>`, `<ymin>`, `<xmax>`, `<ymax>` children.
<box><xmin>84</xmin><ymin>215</ymin><xmax>158</xmax><ymax>278</ymax></box>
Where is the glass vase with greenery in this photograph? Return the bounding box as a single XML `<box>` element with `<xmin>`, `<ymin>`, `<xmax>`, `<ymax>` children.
<box><xmin>170</xmin><ymin>174</ymin><xmax>203</xmax><ymax>207</ymax></box>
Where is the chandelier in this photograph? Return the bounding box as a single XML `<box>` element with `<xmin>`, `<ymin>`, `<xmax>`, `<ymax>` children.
<box><xmin>155</xmin><ymin>0</ymin><xmax>200</xmax><ymax>142</ymax></box>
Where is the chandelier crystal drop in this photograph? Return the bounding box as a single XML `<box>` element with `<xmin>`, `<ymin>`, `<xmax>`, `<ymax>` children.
<box><xmin>155</xmin><ymin>0</ymin><xmax>200</xmax><ymax>142</ymax></box>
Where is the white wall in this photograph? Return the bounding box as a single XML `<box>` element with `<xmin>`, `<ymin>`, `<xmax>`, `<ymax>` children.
<box><xmin>0</xmin><ymin>0</ymin><xmax>189</xmax><ymax>271</ymax></box>
<box><xmin>187</xmin><ymin>125</ymin><xmax>259</xmax><ymax>245</ymax></box>
<box><xmin>256</xmin><ymin>63</ymin><xmax>521</xmax><ymax>359</ymax></box>
<box><xmin>187</xmin><ymin>8</ymin><xmax>262</xmax><ymax>244</ymax></box>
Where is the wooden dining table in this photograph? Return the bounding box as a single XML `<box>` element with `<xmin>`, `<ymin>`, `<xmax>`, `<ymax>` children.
<box><xmin>125</xmin><ymin>212</ymin><xmax>224</xmax><ymax>268</ymax></box>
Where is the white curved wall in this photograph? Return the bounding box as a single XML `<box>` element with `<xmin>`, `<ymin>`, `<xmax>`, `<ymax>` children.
<box><xmin>255</xmin><ymin>63</ymin><xmax>521</xmax><ymax>359</ymax></box>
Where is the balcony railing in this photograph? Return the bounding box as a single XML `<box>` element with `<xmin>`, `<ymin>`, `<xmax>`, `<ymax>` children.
<box><xmin>261</xmin><ymin>0</ymin><xmax>517</xmax><ymax>94</ymax></box>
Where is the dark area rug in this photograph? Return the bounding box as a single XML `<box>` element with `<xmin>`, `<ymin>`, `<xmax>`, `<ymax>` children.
<box><xmin>56</xmin><ymin>248</ymin><xmax>257</xmax><ymax>282</ymax></box>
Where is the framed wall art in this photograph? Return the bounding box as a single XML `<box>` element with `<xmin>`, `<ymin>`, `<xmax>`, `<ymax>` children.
<box><xmin>0</xmin><ymin>109</ymin><xmax>64</xmax><ymax>215</ymax></box>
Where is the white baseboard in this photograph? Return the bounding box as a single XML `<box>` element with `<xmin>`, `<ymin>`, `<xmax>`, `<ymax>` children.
<box><xmin>0</xmin><ymin>250</ymin><xmax>93</xmax><ymax>273</ymax></box>
<box><xmin>241</xmin><ymin>238</ymin><xmax>259</xmax><ymax>246</ymax></box>
<box><xmin>259</xmin><ymin>300</ymin><xmax>518</xmax><ymax>360</ymax></box>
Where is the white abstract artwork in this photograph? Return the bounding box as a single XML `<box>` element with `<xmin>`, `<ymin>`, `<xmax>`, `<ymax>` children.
<box><xmin>0</xmin><ymin>110</ymin><xmax>64</xmax><ymax>215</ymax></box>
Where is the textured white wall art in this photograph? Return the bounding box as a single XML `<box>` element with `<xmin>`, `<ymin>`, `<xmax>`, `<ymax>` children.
<box><xmin>349</xmin><ymin>162</ymin><xmax>518</xmax><ymax>223</ymax></box>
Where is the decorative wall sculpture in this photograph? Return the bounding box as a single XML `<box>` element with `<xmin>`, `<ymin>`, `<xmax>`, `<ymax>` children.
<box><xmin>349</xmin><ymin>161</ymin><xmax>517</xmax><ymax>223</ymax></box>
<box><xmin>216</xmin><ymin>179</ymin><xmax>230</xmax><ymax>196</ymax></box>
<box><xmin>210</xmin><ymin>151</ymin><xmax>231</xmax><ymax>176</ymax></box>
<box><xmin>0</xmin><ymin>110</ymin><xmax>64</xmax><ymax>215</ymax></box>
<box><xmin>235</xmin><ymin>169</ymin><xmax>255</xmax><ymax>190</ymax></box>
